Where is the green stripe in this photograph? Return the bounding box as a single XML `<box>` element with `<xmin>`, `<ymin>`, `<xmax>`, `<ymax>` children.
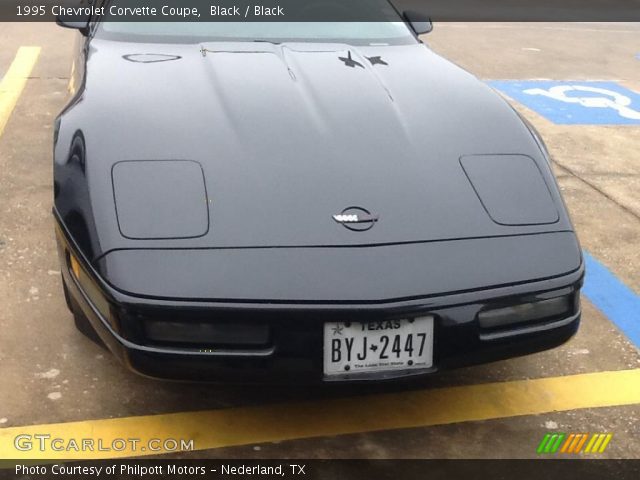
<box><xmin>537</xmin><ymin>434</ymin><xmax>552</xmax><ymax>454</ymax></box>
<box><xmin>544</xmin><ymin>434</ymin><xmax>558</xmax><ymax>453</ymax></box>
<box><xmin>550</xmin><ymin>433</ymin><xmax>566</xmax><ymax>453</ymax></box>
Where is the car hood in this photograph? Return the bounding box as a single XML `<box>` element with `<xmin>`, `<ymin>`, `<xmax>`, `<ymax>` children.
<box><xmin>56</xmin><ymin>39</ymin><xmax>573</xmax><ymax>256</ymax></box>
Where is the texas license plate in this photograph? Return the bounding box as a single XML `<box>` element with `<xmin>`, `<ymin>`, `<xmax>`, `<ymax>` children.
<box><xmin>323</xmin><ymin>317</ymin><xmax>434</xmax><ymax>377</ymax></box>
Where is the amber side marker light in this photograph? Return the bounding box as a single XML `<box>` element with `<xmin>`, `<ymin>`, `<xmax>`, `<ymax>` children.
<box><xmin>66</xmin><ymin>250</ymin><xmax>113</xmax><ymax>326</ymax></box>
<box><xmin>69</xmin><ymin>252</ymin><xmax>82</xmax><ymax>280</ymax></box>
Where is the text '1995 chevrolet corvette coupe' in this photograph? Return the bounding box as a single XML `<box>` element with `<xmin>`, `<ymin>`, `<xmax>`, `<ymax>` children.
<box><xmin>53</xmin><ymin>2</ymin><xmax>583</xmax><ymax>382</ymax></box>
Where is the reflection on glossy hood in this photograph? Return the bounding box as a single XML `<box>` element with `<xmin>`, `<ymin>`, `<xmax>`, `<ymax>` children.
<box><xmin>56</xmin><ymin>39</ymin><xmax>571</xmax><ymax>254</ymax></box>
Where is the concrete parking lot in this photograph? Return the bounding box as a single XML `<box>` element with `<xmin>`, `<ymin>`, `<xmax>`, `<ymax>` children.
<box><xmin>0</xmin><ymin>22</ymin><xmax>639</xmax><ymax>460</ymax></box>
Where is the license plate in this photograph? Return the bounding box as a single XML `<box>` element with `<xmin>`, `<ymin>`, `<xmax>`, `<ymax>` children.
<box><xmin>323</xmin><ymin>317</ymin><xmax>434</xmax><ymax>377</ymax></box>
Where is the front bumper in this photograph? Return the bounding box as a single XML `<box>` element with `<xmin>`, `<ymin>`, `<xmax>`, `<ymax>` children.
<box><xmin>55</xmin><ymin>217</ymin><xmax>584</xmax><ymax>384</ymax></box>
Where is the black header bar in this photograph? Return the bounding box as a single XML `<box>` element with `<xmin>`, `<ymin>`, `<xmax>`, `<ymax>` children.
<box><xmin>1</xmin><ymin>0</ymin><xmax>640</xmax><ymax>22</ymax></box>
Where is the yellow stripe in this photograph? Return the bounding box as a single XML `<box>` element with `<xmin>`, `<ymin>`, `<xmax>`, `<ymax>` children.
<box><xmin>0</xmin><ymin>46</ymin><xmax>41</xmax><ymax>137</ymax></box>
<box><xmin>598</xmin><ymin>434</ymin><xmax>613</xmax><ymax>453</ymax></box>
<box><xmin>573</xmin><ymin>433</ymin><xmax>589</xmax><ymax>453</ymax></box>
<box><xmin>590</xmin><ymin>433</ymin><xmax>606</xmax><ymax>453</ymax></box>
<box><xmin>1</xmin><ymin>369</ymin><xmax>639</xmax><ymax>460</ymax></box>
<box><xmin>584</xmin><ymin>433</ymin><xmax>598</xmax><ymax>453</ymax></box>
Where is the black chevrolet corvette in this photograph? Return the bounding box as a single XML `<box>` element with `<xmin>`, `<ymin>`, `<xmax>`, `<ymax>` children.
<box><xmin>53</xmin><ymin>3</ymin><xmax>584</xmax><ymax>382</ymax></box>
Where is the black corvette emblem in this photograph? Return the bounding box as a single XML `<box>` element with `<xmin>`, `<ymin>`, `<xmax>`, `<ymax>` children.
<box><xmin>333</xmin><ymin>207</ymin><xmax>379</xmax><ymax>231</ymax></box>
<box><xmin>366</xmin><ymin>56</ymin><xmax>388</xmax><ymax>66</ymax></box>
<box><xmin>338</xmin><ymin>51</ymin><xmax>364</xmax><ymax>69</ymax></box>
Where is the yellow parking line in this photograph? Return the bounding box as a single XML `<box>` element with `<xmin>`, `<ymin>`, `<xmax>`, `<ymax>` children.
<box><xmin>1</xmin><ymin>369</ymin><xmax>639</xmax><ymax>459</ymax></box>
<box><xmin>0</xmin><ymin>46</ymin><xmax>41</xmax><ymax>137</ymax></box>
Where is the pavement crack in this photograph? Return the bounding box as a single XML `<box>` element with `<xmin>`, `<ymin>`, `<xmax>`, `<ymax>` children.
<box><xmin>553</xmin><ymin>159</ymin><xmax>640</xmax><ymax>222</ymax></box>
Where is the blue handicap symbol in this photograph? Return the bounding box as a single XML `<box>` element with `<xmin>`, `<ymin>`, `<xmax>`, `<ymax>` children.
<box><xmin>488</xmin><ymin>80</ymin><xmax>640</xmax><ymax>125</ymax></box>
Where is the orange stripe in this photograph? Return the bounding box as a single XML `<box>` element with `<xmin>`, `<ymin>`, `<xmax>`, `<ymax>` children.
<box><xmin>567</xmin><ymin>434</ymin><xmax>581</xmax><ymax>453</ymax></box>
<box><xmin>574</xmin><ymin>433</ymin><xmax>589</xmax><ymax>453</ymax></box>
<box><xmin>560</xmin><ymin>434</ymin><xmax>575</xmax><ymax>453</ymax></box>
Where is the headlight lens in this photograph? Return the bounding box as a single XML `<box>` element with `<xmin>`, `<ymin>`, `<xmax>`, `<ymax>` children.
<box><xmin>478</xmin><ymin>296</ymin><xmax>572</xmax><ymax>330</ymax></box>
<box><xmin>143</xmin><ymin>320</ymin><xmax>270</xmax><ymax>347</ymax></box>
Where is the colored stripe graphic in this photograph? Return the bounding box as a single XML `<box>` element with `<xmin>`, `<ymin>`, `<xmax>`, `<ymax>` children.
<box><xmin>545</xmin><ymin>434</ymin><xmax>558</xmax><ymax>453</ymax></box>
<box><xmin>584</xmin><ymin>434</ymin><xmax>599</xmax><ymax>453</ymax></box>
<box><xmin>567</xmin><ymin>434</ymin><xmax>582</xmax><ymax>453</ymax></box>
<box><xmin>598</xmin><ymin>434</ymin><xmax>613</xmax><ymax>453</ymax></box>
<box><xmin>550</xmin><ymin>433</ymin><xmax>565</xmax><ymax>453</ymax></box>
<box><xmin>537</xmin><ymin>434</ymin><xmax>551</xmax><ymax>453</ymax></box>
<box><xmin>542</xmin><ymin>433</ymin><xmax>613</xmax><ymax>455</ymax></box>
<box><xmin>573</xmin><ymin>434</ymin><xmax>589</xmax><ymax>453</ymax></box>
<box><xmin>592</xmin><ymin>434</ymin><xmax>606</xmax><ymax>453</ymax></box>
<box><xmin>560</xmin><ymin>434</ymin><xmax>573</xmax><ymax>453</ymax></box>
<box><xmin>582</xmin><ymin>251</ymin><xmax>640</xmax><ymax>349</ymax></box>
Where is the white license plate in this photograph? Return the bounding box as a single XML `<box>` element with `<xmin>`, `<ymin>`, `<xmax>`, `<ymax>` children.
<box><xmin>323</xmin><ymin>317</ymin><xmax>434</xmax><ymax>377</ymax></box>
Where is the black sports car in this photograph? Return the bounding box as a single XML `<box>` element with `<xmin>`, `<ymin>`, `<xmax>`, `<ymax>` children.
<box><xmin>54</xmin><ymin>5</ymin><xmax>584</xmax><ymax>382</ymax></box>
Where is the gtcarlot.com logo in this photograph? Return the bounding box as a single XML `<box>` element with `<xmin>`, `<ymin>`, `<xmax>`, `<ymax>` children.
<box><xmin>14</xmin><ymin>434</ymin><xmax>194</xmax><ymax>453</ymax></box>
<box><xmin>537</xmin><ymin>433</ymin><xmax>613</xmax><ymax>454</ymax></box>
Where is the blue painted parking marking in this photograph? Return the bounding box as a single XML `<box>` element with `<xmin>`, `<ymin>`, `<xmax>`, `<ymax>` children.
<box><xmin>489</xmin><ymin>81</ymin><xmax>640</xmax><ymax>125</ymax></box>
<box><xmin>582</xmin><ymin>251</ymin><xmax>640</xmax><ymax>349</ymax></box>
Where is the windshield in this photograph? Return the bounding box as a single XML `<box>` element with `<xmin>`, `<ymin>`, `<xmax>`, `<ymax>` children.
<box><xmin>95</xmin><ymin>0</ymin><xmax>415</xmax><ymax>45</ymax></box>
<box><xmin>97</xmin><ymin>21</ymin><xmax>416</xmax><ymax>45</ymax></box>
